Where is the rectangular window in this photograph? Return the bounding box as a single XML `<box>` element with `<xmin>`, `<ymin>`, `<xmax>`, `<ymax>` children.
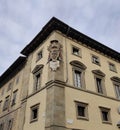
<box><xmin>32</xmin><ymin>65</ymin><xmax>43</xmax><ymax>93</ymax></box>
<box><xmin>7</xmin><ymin>82</ymin><xmax>12</xmax><ymax>91</ymax></box>
<box><xmin>72</xmin><ymin>46</ymin><xmax>81</xmax><ymax>56</ymax></box>
<box><xmin>0</xmin><ymin>123</ymin><xmax>4</xmax><ymax>130</ymax></box>
<box><xmin>37</xmin><ymin>51</ymin><xmax>43</xmax><ymax>61</ymax></box>
<box><xmin>30</xmin><ymin>104</ymin><xmax>40</xmax><ymax>123</ymax></box>
<box><xmin>115</xmin><ymin>84</ymin><xmax>120</xmax><ymax>99</ymax></box>
<box><xmin>0</xmin><ymin>101</ymin><xmax>2</xmax><ymax>112</ymax></box>
<box><xmin>92</xmin><ymin>55</ymin><xmax>100</xmax><ymax>65</ymax></box>
<box><xmin>11</xmin><ymin>90</ymin><xmax>18</xmax><ymax>106</ymax></box>
<box><xmin>75</xmin><ymin>101</ymin><xmax>88</xmax><ymax>120</ymax></box>
<box><xmin>99</xmin><ymin>107</ymin><xmax>111</xmax><ymax>123</ymax></box>
<box><xmin>16</xmin><ymin>76</ymin><xmax>19</xmax><ymax>84</ymax></box>
<box><xmin>102</xmin><ymin>111</ymin><xmax>109</xmax><ymax>121</ymax></box>
<box><xmin>3</xmin><ymin>96</ymin><xmax>10</xmax><ymax>111</ymax></box>
<box><xmin>35</xmin><ymin>73</ymin><xmax>41</xmax><ymax>91</ymax></box>
<box><xmin>109</xmin><ymin>62</ymin><xmax>117</xmax><ymax>72</ymax></box>
<box><xmin>7</xmin><ymin>119</ymin><xmax>13</xmax><ymax>130</ymax></box>
<box><xmin>92</xmin><ymin>70</ymin><xmax>106</xmax><ymax>95</ymax></box>
<box><xmin>1</xmin><ymin>89</ymin><xmax>4</xmax><ymax>96</ymax></box>
<box><xmin>78</xmin><ymin>105</ymin><xmax>85</xmax><ymax>117</ymax></box>
<box><xmin>96</xmin><ymin>78</ymin><xmax>103</xmax><ymax>94</ymax></box>
<box><xmin>74</xmin><ymin>70</ymin><xmax>82</xmax><ymax>88</ymax></box>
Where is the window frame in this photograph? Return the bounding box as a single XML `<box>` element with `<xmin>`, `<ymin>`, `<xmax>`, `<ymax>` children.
<box><xmin>108</xmin><ymin>62</ymin><xmax>117</xmax><ymax>72</ymax></box>
<box><xmin>75</xmin><ymin>101</ymin><xmax>88</xmax><ymax>121</ymax></box>
<box><xmin>111</xmin><ymin>76</ymin><xmax>120</xmax><ymax>99</ymax></box>
<box><xmin>114</xmin><ymin>83</ymin><xmax>120</xmax><ymax>99</ymax></box>
<box><xmin>99</xmin><ymin>107</ymin><xmax>112</xmax><ymax>124</ymax></box>
<box><xmin>95</xmin><ymin>77</ymin><xmax>104</xmax><ymax>94</ymax></box>
<box><xmin>11</xmin><ymin>90</ymin><xmax>18</xmax><ymax>106</ymax></box>
<box><xmin>0</xmin><ymin>122</ymin><xmax>4</xmax><ymax>130</ymax></box>
<box><xmin>33</xmin><ymin>71</ymin><xmax>41</xmax><ymax>92</ymax></box>
<box><xmin>7</xmin><ymin>119</ymin><xmax>13</xmax><ymax>130</ymax></box>
<box><xmin>32</xmin><ymin>65</ymin><xmax>44</xmax><ymax>93</ymax></box>
<box><xmin>72</xmin><ymin>46</ymin><xmax>81</xmax><ymax>57</ymax></box>
<box><xmin>0</xmin><ymin>101</ymin><xmax>2</xmax><ymax>113</ymax></box>
<box><xmin>16</xmin><ymin>75</ymin><xmax>19</xmax><ymax>84</ymax></box>
<box><xmin>3</xmin><ymin>96</ymin><xmax>10</xmax><ymax>111</ymax></box>
<box><xmin>7</xmin><ymin>82</ymin><xmax>13</xmax><ymax>92</ymax></box>
<box><xmin>91</xmin><ymin>54</ymin><xmax>100</xmax><ymax>66</ymax></box>
<box><xmin>1</xmin><ymin>89</ymin><xmax>4</xmax><ymax>96</ymax></box>
<box><xmin>36</xmin><ymin>50</ymin><xmax>43</xmax><ymax>62</ymax></box>
<box><xmin>30</xmin><ymin>103</ymin><xmax>40</xmax><ymax>123</ymax></box>
<box><xmin>73</xmin><ymin>67</ymin><xmax>84</xmax><ymax>88</ymax></box>
<box><xmin>70</xmin><ymin>61</ymin><xmax>86</xmax><ymax>89</ymax></box>
<box><xmin>92</xmin><ymin>70</ymin><xmax>106</xmax><ymax>95</ymax></box>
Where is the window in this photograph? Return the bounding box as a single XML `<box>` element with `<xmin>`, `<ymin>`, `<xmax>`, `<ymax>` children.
<box><xmin>72</xmin><ymin>46</ymin><xmax>81</xmax><ymax>56</ymax></box>
<box><xmin>75</xmin><ymin>101</ymin><xmax>88</xmax><ymax>120</ymax></box>
<box><xmin>74</xmin><ymin>70</ymin><xmax>82</xmax><ymax>88</ymax></box>
<box><xmin>30</xmin><ymin>103</ymin><xmax>40</xmax><ymax>122</ymax></box>
<box><xmin>0</xmin><ymin>101</ymin><xmax>2</xmax><ymax>112</ymax></box>
<box><xmin>1</xmin><ymin>89</ymin><xmax>4</xmax><ymax>96</ymax></box>
<box><xmin>0</xmin><ymin>123</ymin><xmax>4</xmax><ymax>130</ymax></box>
<box><xmin>34</xmin><ymin>73</ymin><xmax>41</xmax><ymax>92</ymax></box>
<box><xmin>7</xmin><ymin>119</ymin><xmax>13</xmax><ymax>130</ymax></box>
<box><xmin>11</xmin><ymin>90</ymin><xmax>18</xmax><ymax>106</ymax></box>
<box><xmin>3</xmin><ymin>96</ymin><xmax>10</xmax><ymax>111</ymax></box>
<box><xmin>96</xmin><ymin>78</ymin><xmax>103</xmax><ymax>94</ymax></box>
<box><xmin>115</xmin><ymin>84</ymin><xmax>120</xmax><ymax>99</ymax></box>
<box><xmin>92</xmin><ymin>70</ymin><xmax>106</xmax><ymax>95</ymax></box>
<box><xmin>16</xmin><ymin>75</ymin><xmax>19</xmax><ymax>84</ymax></box>
<box><xmin>32</xmin><ymin>65</ymin><xmax>44</xmax><ymax>92</ymax></box>
<box><xmin>111</xmin><ymin>76</ymin><xmax>120</xmax><ymax>99</ymax></box>
<box><xmin>7</xmin><ymin>82</ymin><xmax>12</xmax><ymax>91</ymax></box>
<box><xmin>109</xmin><ymin>62</ymin><xmax>117</xmax><ymax>72</ymax></box>
<box><xmin>70</xmin><ymin>60</ymin><xmax>86</xmax><ymax>89</ymax></box>
<box><xmin>92</xmin><ymin>55</ymin><xmax>100</xmax><ymax>65</ymax></box>
<box><xmin>37</xmin><ymin>50</ymin><xmax>43</xmax><ymax>61</ymax></box>
<box><xmin>99</xmin><ymin>107</ymin><xmax>111</xmax><ymax>123</ymax></box>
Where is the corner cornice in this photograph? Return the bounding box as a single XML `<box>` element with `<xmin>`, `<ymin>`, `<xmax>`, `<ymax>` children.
<box><xmin>20</xmin><ymin>17</ymin><xmax>120</xmax><ymax>62</ymax></box>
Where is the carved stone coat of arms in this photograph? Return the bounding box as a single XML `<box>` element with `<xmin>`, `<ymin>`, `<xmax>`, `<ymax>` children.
<box><xmin>47</xmin><ymin>40</ymin><xmax>62</xmax><ymax>71</ymax></box>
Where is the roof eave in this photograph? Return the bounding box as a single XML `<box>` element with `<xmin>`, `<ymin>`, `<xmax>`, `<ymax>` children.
<box><xmin>20</xmin><ymin>17</ymin><xmax>120</xmax><ymax>62</ymax></box>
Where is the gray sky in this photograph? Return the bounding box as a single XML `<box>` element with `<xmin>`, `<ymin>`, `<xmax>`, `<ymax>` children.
<box><xmin>0</xmin><ymin>0</ymin><xmax>120</xmax><ymax>75</ymax></box>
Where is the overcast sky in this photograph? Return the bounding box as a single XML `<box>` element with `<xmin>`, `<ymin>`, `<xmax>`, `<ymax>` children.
<box><xmin>0</xmin><ymin>0</ymin><xmax>120</xmax><ymax>75</ymax></box>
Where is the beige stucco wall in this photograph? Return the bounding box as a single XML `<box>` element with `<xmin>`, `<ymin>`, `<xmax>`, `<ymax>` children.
<box><xmin>65</xmin><ymin>87</ymin><xmax>120</xmax><ymax>130</ymax></box>
<box><xmin>60</xmin><ymin>32</ymin><xmax>120</xmax><ymax>130</ymax></box>
<box><xmin>0</xmin><ymin>70</ymin><xmax>23</xmax><ymax>110</ymax></box>
<box><xmin>23</xmin><ymin>89</ymin><xmax>46</xmax><ymax>130</ymax></box>
<box><xmin>63</xmin><ymin>34</ymin><xmax>120</xmax><ymax>98</ymax></box>
<box><xmin>0</xmin><ymin>67</ymin><xmax>25</xmax><ymax>130</ymax></box>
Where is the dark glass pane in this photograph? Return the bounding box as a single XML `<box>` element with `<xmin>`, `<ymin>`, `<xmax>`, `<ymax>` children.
<box><xmin>96</xmin><ymin>78</ymin><xmax>103</xmax><ymax>93</ymax></box>
<box><xmin>102</xmin><ymin>111</ymin><xmax>108</xmax><ymax>121</ymax></box>
<box><xmin>78</xmin><ymin>105</ymin><xmax>85</xmax><ymax>117</ymax></box>
<box><xmin>73</xmin><ymin>48</ymin><xmax>79</xmax><ymax>55</ymax></box>
<box><xmin>33</xmin><ymin>108</ymin><xmax>38</xmax><ymax>119</ymax></box>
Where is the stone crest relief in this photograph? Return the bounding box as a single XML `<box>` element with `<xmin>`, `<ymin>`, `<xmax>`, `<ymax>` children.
<box><xmin>48</xmin><ymin>40</ymin><xmax>62</xmax><ymax>71</ymax></box>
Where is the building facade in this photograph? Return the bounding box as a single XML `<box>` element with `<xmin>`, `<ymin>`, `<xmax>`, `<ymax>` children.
<box><xmin>0</xmin><ymin>17</ymin><xmax>120</xmax><ymax>130</ymax></box>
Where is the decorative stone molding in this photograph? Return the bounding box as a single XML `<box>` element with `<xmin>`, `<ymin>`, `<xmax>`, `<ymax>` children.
<box><xmin>111</xmin><ymin>76</ymin><xmax>120</xmax><ymax>83</ymax></box>
<box><xmin>47</xmin><ymin>40</ymin><xmax>62</xmax><ymax>71</ymax></box>
<box><xmin>32</xmin><ymin>64</ymin><xmax>44</xmax><ymax>74</ymax></box>
<box><xmin>92</xmin><ymin>69</ymin><xmax>105</xmax><ymax>77</ymax></box>
<box><xmin>70</xmin><ymin>60</ymin><xmax>87</xmax><ymax>70</ymax></box>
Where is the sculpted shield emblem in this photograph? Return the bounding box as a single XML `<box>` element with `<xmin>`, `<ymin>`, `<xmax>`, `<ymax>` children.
<box><xmin>50</xmin><ymin>49</ymin><xmax>59</xmax><ymax>61</ymax></box>
<box><xmin>48</xmin><ymin>40</ymin><xmax>62</xmax><ymax>71</ymax></box>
